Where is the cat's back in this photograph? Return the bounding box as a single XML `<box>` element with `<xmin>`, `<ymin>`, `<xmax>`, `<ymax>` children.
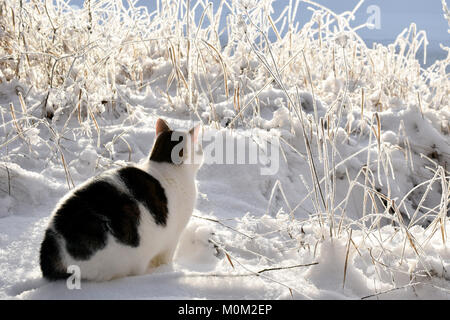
<box><xmin>40</xmin><ymin>165</ymin><xmax>169</xmax><ymax>281</ymax></box>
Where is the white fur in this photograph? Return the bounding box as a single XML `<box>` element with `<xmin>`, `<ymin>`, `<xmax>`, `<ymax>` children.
<box><xmin>57</xmin><ymin>133</ymin><xmax>203</xmax><ymax>282</ymax></box>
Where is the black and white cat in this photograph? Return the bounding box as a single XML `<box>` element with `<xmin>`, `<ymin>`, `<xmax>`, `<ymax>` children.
<box><xmin>40</xmin><ymin>118</ymin><xmax>203</xmax><ymax>281</ymax></box>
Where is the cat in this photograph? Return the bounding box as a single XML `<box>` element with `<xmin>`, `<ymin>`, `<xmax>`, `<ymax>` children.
<box><xmin>39</xmin><ymin>118</ymin><xmax>203</xmax><ymax>282</ymax></box>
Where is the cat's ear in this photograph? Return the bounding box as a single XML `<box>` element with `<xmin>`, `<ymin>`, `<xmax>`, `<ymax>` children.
<box><xmin>189</xmin><ymin>123</ymin><xmax>201</xmax><ymax>143</ymax></box>
<box><xmin>156</xmin><ymin>118</ymin><xmax>170</xmax><ymax>136</ymax></box>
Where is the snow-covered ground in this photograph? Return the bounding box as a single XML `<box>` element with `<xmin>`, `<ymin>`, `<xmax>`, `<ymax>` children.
<box><xmin>0</xmin><ymin>0</ymin><xmax>449</xmax><ymax>299</ymax></box>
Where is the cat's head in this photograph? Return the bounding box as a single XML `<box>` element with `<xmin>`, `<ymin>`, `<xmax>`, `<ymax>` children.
<box><xmin>149</xmin><ymin>118</ymin><xmax>203</xmax><ymax>172</ymax></box>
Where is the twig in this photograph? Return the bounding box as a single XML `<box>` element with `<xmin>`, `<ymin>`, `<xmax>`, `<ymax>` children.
<box><xmin>192</xmin><ymin>214</ymin><xmax>254</xmax><ymax>239</ymax></box>
<box><xmin>361</xmin><ymin>282</ymin><xmax>420</xmax><ymax>300</ymax></box>
<box><xmin>343</xmin><ymin>228</ymin><xmax>352</xmax><ymax>288</ymax></box>
<box><xmin>256</xmin><ymin>262</ymin><xmax>319</xmax><ymax>274</ymax></box>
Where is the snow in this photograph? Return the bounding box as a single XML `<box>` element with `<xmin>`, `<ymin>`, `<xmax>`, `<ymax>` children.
<box><xmin>0</xmin><ymin>0</ymin><xmax>449</xmax><ymax>299</ymax></box>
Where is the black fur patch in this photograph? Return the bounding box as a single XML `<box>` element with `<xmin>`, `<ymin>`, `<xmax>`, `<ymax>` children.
<box><xmin>52</xmin><ymin>178</ymin><xmax>141</xmax><ymax>261</ymax></box>
<box><xmin>150</xmin><ymin>130</ymin><xmax>186</xmax><ymax>164</ymax></box>
<box><xmin>118</xmin><ymin>167</ymin><xmax>168</xmax><ymax>226</ymax></box>
<box><xmin>40</xmin><ymin>166</ymin><xmax>169</xmax><ymax>279</ymax></box>
<box><xmin>39</xmin><ymin>229</ymin><xmax>67</xmax><ymax>280</ymax></box>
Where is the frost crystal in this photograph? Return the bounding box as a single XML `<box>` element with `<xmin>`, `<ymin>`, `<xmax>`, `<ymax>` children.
<box><xmin>335</xmin><ymin>32</ymin><xmax>349</xmax><ymax>48</ymax></box>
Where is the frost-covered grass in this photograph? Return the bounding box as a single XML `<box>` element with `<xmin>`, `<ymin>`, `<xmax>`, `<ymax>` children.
<box><xmin>0</xmin><ymin>0</ymin><xmax>449</xmax><ymax>299</ymax></box>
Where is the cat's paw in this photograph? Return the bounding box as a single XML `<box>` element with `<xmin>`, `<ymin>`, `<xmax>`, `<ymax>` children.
<box><xmin>175</xmin><ymin>221</ymin><xmax>217</xmax><ymax>267</ymax></box>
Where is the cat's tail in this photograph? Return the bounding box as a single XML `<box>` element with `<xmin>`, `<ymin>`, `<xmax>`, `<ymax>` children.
<box><xmin>40</xmin><ymin>229</ymin><xmax>67</xmax><ymax>281</ymax></box>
